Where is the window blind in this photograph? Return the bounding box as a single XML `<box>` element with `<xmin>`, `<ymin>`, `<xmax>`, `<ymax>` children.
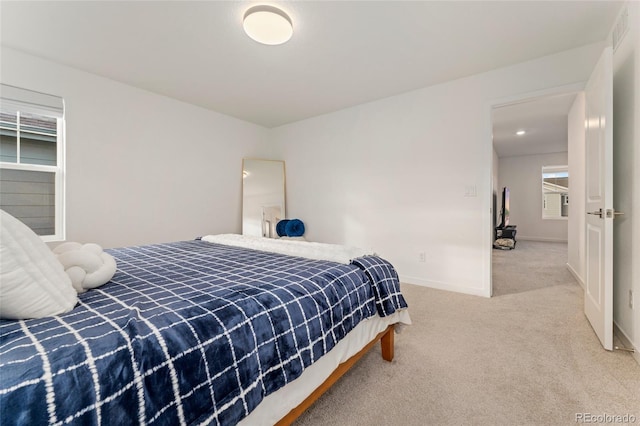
<box><xmin>0</xmin><ymin>84</ymin><xmax>64</xmax><ymax>118</ymax></box>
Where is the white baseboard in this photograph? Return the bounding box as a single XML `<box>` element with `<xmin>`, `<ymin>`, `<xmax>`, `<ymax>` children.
<box><xmin>517</xmin><ymin>236</ymin><xmax>568</xmax><ymax>243</ymax></box>
<box><xmin>566</xmin><ymin>263</ymin><xmax>585</xmax><ymax>289</ymax></box>
<box><xmin>613</xmin><ymin>321</ymin><xmax>636</xmax><ymax>354</ymax></box>
<box><xmin>399</xmin><ymin>275</ymin><xmax>489</xmax><ymax>298</ymax></box>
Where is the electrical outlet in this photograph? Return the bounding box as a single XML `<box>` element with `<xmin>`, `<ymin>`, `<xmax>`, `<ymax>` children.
<box><xmin>419</xmin><ymin>252</ymin><xmax>426</xmax><ymax>263</ymax></box>
<box><xmin>630</xmin><ymin>290</ymin><xmax>634</xmax><ymax>309</ymax></box>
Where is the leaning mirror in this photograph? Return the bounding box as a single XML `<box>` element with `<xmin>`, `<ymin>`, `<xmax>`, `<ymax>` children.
<box><xmin>542</xmin><ymin>165</ymin><xmax>569</xmax><ymax>219</ymax></box>
<box><xmin>242</xmin><ymin>159</ymin><xmax>286</xmax><ymax>238</ymax></box>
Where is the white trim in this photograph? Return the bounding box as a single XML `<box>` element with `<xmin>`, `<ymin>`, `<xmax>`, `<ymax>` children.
<box><xmin>488</xmin><ymin>82</ymin><xmax>586</xmax><ymax>110</ymax></box>
<box><xmin>542</xmin><ymin>165</ymin><xmax>571</xmax><ymax>174</ymax></box>
<box><xmin>482</xmin><ymin>103</ymin><xmax>495</xmax><ymax>297</ymax></box>
<box><xmin>517</xmin><ymin>236</ymin><xmax>568</xmax><ymax>243</ymax></box>
<box><xmin>399</xmin><ymin>274</ymin><xmax>489</xmax><ymax>298</ymax></box>
<box><xmin>0</xmin><ymin>114</ymin><xmax>65</xmax><ymax>241</ymax></box>
<box><xmin>484</xmin><ymin>103</ymin><xmax>495</xmax><ymax>299</ymax></box>
<box><xmin>16</xmin><ymin>111</ymin><xmax>21</xmax><ymax>161</ymax></box>
<box><xmin>566</xmin><ymin>262</ymin><xmax>585</xmax><ymax>289</ymax></box>
<box><xmin>0</xmin><ymin>162</ymin><xmax>58</xmax><ymax>173</ymax></box>
<box><xmin>613</xmin><ymin>321</ymin><xmax>636</xmax><ymax>352</ymax></box>
<box><xmin>485</xmin><ymin>82</ymin><xmax>586</xmax><ymax>297</ymax></box>
<box><xmin>542</xmin><ymin>164</ymin><xmax>569</xmax><ymax>220</ymax></box>
<box><xmin>54</xmin><ymin>116</ymin><xmax>65</xmax><ymax>242</ymax></box>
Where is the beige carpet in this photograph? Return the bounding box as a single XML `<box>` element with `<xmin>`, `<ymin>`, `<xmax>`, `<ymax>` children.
<box><xmin>492</xmin><ymin>240</ymin><xmax>575</xmax><ymax>296</ymax></box>
<box><xmin>294</xmin><ymin>241</ymin><xmax>640</xmax><ymax>426</ymax></box>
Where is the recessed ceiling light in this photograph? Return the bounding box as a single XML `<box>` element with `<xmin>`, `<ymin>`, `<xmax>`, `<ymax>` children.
<box><xmin>243</xmin><ymin>5</ymin><xmax>293</xmax><ymax>46</ymax></box>
<box><xmin>516</xmin><ymin>130</ymin><xmax>526</xmax><ymax>136</ymax></box>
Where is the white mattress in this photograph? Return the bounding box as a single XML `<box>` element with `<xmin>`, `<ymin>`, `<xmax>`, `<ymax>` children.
<box><xmin>239</xmin><ymin>309</ymin><xmax>412</xmax><ymax>425</ymax></box>
<box><xmin>202</xmin><ymin>234</ymin><xmax>375</xmax><ymax>265</ymax></box>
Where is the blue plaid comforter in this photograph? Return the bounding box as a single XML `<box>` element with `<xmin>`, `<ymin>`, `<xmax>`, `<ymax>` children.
<box><xmin>0</xmin><ymin>240</ymin><xmax>407</xmax><ymax>425</ymax></box>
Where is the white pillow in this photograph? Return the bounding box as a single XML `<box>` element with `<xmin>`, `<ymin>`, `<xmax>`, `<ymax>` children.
<box><xmin>0</xmin><ymin>210</ymin><xmax>77</xmax><ymax>320</ymax></box>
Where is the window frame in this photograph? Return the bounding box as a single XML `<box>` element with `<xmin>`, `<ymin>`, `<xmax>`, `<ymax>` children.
<box><xmin>0</xmin><ymin>110</ymin><xmax>66</xmax><ymax>241</ymax></box>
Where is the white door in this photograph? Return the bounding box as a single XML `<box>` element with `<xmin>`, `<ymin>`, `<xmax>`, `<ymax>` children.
<box><xmin>584</xmin><ymin>47</ymin><xmax>614</xmax><ymax>351</ymax></box>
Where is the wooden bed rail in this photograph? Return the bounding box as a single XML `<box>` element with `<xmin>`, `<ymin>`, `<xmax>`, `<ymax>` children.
<box><xmin>276</xmin><ymin>324</ymin><xmax>395</xmax><ymax>425</ymax></box>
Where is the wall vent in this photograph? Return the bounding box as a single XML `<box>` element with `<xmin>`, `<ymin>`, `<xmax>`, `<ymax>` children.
<box><xmin>612</xmin><ymin>7</ymin><xmax>629</xmax><ymax>52</ymax></box>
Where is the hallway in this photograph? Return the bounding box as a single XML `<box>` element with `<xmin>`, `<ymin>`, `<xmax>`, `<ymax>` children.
<box><xmin>492</xmin><ymin>240</ymin><xmax>574</xmax><ymax>296</ymax></box>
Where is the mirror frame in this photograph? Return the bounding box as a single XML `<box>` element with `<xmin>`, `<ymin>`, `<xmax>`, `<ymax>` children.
<box><xmin>242</xmin><ymin>158</ymin><xmax>286</xmax><ymax>238</ymax></box>
<box><xmin>541</xmin><ymin>165</ymin><xmax>569</xmax><ymax>220</ymax></box>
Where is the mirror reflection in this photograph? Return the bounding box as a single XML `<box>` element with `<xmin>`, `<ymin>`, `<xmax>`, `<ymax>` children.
<box><xmin>542</xmin><ymin>165</ymin><xmax>568</xmax><ymax>219</ymax></box>
<box><xmin>242</xmin><ymin>159</ymin><xmax>286</xmax><ymax>238</ymax></box>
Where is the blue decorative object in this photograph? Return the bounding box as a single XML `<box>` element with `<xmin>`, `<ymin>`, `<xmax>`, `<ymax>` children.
<box><xmin>285</xmin><ymin>219</ymin><xmax>305</xmax><ymax>237</ymax></box>
<box><xmin>276</xmin><ymin>219</ymin><xmax>290</xmax><ymax>237</ymax></box>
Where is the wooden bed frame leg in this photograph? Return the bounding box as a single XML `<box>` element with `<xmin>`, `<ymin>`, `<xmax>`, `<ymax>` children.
<box><xmin>276</xmin><ymin>324</ymin><xmax>397</xmax><ymax>425</ymax></box>
<box><xmin>381</xmin><ymin>325</ymin><xmax>394</xmax><ymax>361</ymax></box>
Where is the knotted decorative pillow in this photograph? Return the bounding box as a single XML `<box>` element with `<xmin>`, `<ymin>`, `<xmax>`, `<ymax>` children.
<box><xmin>53</xmin><ymin>242</ymin><xmax>117</xmax><ymax>293</ymax></box>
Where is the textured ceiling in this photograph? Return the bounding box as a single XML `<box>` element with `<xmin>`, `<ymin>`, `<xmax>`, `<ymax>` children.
<box><xmin>0</xmin><ymin>1</ymin><xmax>622</xmax><ymax>128</ymax></box>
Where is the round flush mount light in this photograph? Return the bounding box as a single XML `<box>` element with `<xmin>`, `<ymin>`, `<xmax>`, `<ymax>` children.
<box><xmin>243</xmin><ymin>5</ymin><xmax>293</xmax><ymax>45</ymax></box>
<box><xmin>516</xmin><ymin>130</ymin><xmax>526</xmax><ymax>136</ymax></box>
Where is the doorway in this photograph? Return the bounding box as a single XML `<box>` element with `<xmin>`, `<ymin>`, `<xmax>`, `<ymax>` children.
<box><xmin>488</xmin><ymin>84</ymin><xmax>585</xmax><ymax>297</ymax></box>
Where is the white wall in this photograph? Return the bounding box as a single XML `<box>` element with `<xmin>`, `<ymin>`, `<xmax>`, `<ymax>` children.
<box><xmin>498</xmin><ymin>152</ymin><xmax>569</xmax><ymax>242</ymax></box>
<box><xmin>492</xmin><ymin>148</ymin><xmax>500</xmax><ymax>229</ymax></box>
<box><xmin>610</xmin><ymin>1</ymin><xmax>639</xmax><ymax>356</ymax></box>
<box><xmin>1</xmin><ymin>47</ymin><xmax>270</xmax><ymax>248</ymax></box>
<box><xmin>567</xmin><ymin>93</ymin><xmax>586</xmax><ymax>286</ymax></box>
<box><xmin>271</xmin><ymin>42</ymin><xmax>605</xmax><ymax>297</ymax></box>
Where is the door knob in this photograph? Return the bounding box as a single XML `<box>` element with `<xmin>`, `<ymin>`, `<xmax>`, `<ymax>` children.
<box><xmin>606</xmin><ymin>209</ymin><xmax>624</xmax><ymax>218</ymax></box>
<box><xmin>587</xmin><ymin>209</ymin><xmax>625</xmax><ymax>219</ymax></box>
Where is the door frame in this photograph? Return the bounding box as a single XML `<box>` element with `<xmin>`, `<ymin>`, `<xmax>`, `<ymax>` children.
<box><xmin>484</xmin><ymin>82</ymin><xmax>586</xmax><ymax>297</ymax></box>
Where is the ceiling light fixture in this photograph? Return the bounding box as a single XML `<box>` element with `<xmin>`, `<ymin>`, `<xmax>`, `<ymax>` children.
<box><xmin>243</xmin><ymin>5</ymin><xmax>293</xmax><ymax>46</ymax></box>
<box><xmin>516</xmin><ymin>130</ymin><xmax>526</xmax><ymax>136</ymax></box>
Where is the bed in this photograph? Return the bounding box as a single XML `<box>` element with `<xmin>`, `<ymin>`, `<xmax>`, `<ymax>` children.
<box><xmin>0</xmin><ymin>236</ymin><xmax>410</xmax><ymax>425</ymax></box>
